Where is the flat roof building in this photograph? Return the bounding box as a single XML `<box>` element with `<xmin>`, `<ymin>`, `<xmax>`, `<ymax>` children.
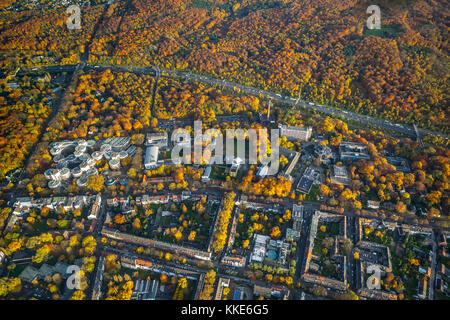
<box><xmin>279</xmin><ymin>124</ymin><xmax>312</xmax><ymax>141</ymax></box>
<box><xmin>330</xmin><ymin>165</ymin><xmax>351</xmax><ymax>186</ymax></box>
<box><xmin>250</xmin><ymin>234</ymin><xmax>270</xmax><ymax>263</ymax></box>
<box><xmin>386</xmin><ymin>156</ymin><xmax>411</xmax><ymax>173</ymax></box>
<box><xmin>339</xmin><ymin>142</ymin><xmax>370</xmax><ymax>162</ymax></box>
<box><xmin>292</xmin><ymin>204</ymin><xmax>304</xmax><ymax>233</ymax></box>
<box><xmin>202</xmin><ymin>166</ymin><xmax>212</xmax><ymax>182</ymax></box>
<box><xmin>297</xmin><ymin>176</ymin><xmax>314</xmax><ymax>194</ymax></box>
<box><xmin>257</xmin><ymin>165</ymin><xmax>269</xmax><ymax>178</ymax></box>
<box><xmin>313</xmin><ymin>144</ymin><xmax>333</xmax><ymax>164</ymax></box>
<box><xmin>146</xmin><ymin>132</ymin><xmax>168</xmax><ymax>148</ymax></box>
<box><xmin>229</xmin><ymin>157</ymin><xmax>243</xmax><ymax>178</ymax></box>
<box><xmin>102</xmin><ymin>136</ymin><xmax>131</xmax><ymax>151</ymax></box>
<box><xmin>144</xmin><ymin>146</ymin><xmax>159</xmax><ymax>170</ymax></box>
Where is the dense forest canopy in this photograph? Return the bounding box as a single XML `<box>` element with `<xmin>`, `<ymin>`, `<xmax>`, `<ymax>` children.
<box><xmin>0</xmin><ymin>0</ymin><xmax>447</xmax><ymax>132</ymax></box>
<box><xmin>86</xmin><ymin>0</ymin><xmax>449</xmax><ymax>133</ymax></box>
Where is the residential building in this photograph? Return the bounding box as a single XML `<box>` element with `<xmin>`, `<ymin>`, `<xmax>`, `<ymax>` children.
<box><xmin>0</xmin><ymin>249</ymin><xmax>6</xmax><ymax>265</ymax></box>
<box><xmin>88</xmin><ymin>194</ymin><xmax>102</xmax><ymax>220</ymax></box>
<box><xmin>250</xmin><ymin>234</ymin><xmax>270</xmax><ymax>263</ymax></box>
<box><xmin>132</xmin><ymin>279</ymin><xmax>158</xmax><ymax>300</ymax></box>
<box><xmin>221</xmin><ymin>255</ymin><xmax>246</xmax><ymax>268</ymax></box>
<box><xmin>202</xmin><ymin>166</ymin><xmax>212</xmax><ymax>182</ymax></box>
<box><xmin>339</xmin><ymin>141</ymin><xmax>370</xmax><ymax>162</ymax></box>
<box><xmin>144</xmin><ymin>146</ymin><xmax>159</xmax><ymax>169</ymax></box>
<box><xmin>287</xmin><ymin>204</ymin><xmax>304</xmax><ymax>241</ymax></box>
<box><xmin>417</xmin><ymin>278</ymin><xmax>428</xmax><ymax>299</ymax></box>
<box><xmin>145</xmin><ymin>132</ymin><xmax>168</xmax><ymax>149</ymax></box>
<box><xmin>367</xmin><ymin>200</ymin><xmax>380</xmax><ymax>210</ymax></box>
<box><xmin>214</xmin><ymin>278</ymin><xmax>230</xmax><ymax>300</ymax></box>
<box><xmin>279</xmin><ymin>124</ymin><xmax>312</xmax><ymax>141</ymax></box>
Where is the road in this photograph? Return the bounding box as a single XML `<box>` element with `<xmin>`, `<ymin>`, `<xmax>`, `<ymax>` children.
<box><xmin>11</xmin><ymin>55</ymin><xmax>449</xmax><ymax>298</ymax></box>
<box><xmin>7</xmin><ymin>62</ymin><xmax>84</xmax><ymax>208</ymax></box>
<box><xmin>161</xmin><ymin>68</ymin><xmax>449</xmax><ymax>142</ymax></box>
<box><xmin>18</xmin><ymin>64</ymin><xmax>449</xmax><ymax>144</ymax></box>
<box><xmin>6</xmin><ymin>2</ymin><xmax>111</xmax><ymax>206</ymax></box>
<box><xmin>101</xmin><ymin>245</ymin><xmax>294</xmax><ymax>297</ymax></box>
<box><xmin>90</xmin><ymin>255</ymin><xmax>105</xmax><ymax>300</ymax></box>
<box><xmin>429</xmin><ymin>230</ymin><xmax>437</xmax><ymax>300</ymax></box>
<box><xmin>6</xmin><ymin>0</ymin><xmax>448</xmax><ymax>153</ymax></box>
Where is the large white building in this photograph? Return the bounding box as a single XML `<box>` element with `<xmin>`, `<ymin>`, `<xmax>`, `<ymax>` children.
<box><xmin>250</xmin><ymin>234</ymin><xmax>270</xmax><ymax>263</ymax></box>
<box><xmin>145</xmin><ymin>132</ymin><xmax>168</xmax><ymax>148</ymax></box>
<box><xmin>330</xmin><ymin>165</ymin><xmax>351</xmax><ymax>186</ymax></box>
<box><xmin>144</xmin><ymin>146</ymin><xmax>159</xmax><ymax>170</ymax></box>
<box><xmin>88</xmin><ymin>194</ymin><xmax>102</xmax><ymax>220</ymax></box>
<box><xmin>279</xmin><ymin>124</ymin><xmax>312</xmax><ymax>141</ymax></box>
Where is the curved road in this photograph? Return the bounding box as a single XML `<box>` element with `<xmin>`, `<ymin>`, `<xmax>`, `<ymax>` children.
<box><xmin>18</xmin><ymin>64</ymin><xmax>449</xmax><ymax>144</ymax></box>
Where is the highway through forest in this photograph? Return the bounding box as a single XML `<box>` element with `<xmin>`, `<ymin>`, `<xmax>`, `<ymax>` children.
<box><xmin>18</xmin><ymin>63</ymin><xmax>449</xmax><ymax>144</ymax></box>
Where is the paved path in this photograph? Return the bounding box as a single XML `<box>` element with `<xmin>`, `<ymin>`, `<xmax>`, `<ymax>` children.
<box><xmin>18</xmin><ymin>64</ymin><xmax>449</xmax><ymax>143</ymax></box>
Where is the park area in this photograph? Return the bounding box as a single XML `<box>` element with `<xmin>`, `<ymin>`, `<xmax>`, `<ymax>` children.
<box><xmin>107</xmin><ymin>197</ymin><xmax>220</xmax><ymax>251</ymax></box>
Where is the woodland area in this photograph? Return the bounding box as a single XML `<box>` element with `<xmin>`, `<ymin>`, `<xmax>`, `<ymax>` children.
<box><xmin>0</xmin><ymin>74</ymin><xmax>56</xmax><ymax>181</ymax></box>
<box><xmin>0</xmin><ymin>4</ymin><xmax>103</xmax><ymax>70</ymax></box>
<box><xmin>0</xmin><ymin>0</ymin><xmax>448</xmax><ymax>301</ymax></box>
<box><xmin>154</xmin><ymin>76</ymin><xmax>261</xmax><ymax>121</ymax></box>
<box><xmin>86</xmin><ymin>0</ymin><xmax>449</xmax><ymax>133</ymax></box>
<box><xmin>43</xmin><ymin>69</ymin><xmax>264</xmax><ymax>142</ymax></box>
<box><xmin>44</xmin><ymin>70</ymin><xmax>155</xmax><ymax>142</ymax></box>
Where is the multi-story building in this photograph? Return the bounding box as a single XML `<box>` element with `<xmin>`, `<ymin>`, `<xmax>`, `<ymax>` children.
<box><xmin>144</xmin><ymin>146</ymin><xmax>159</xmax><ymax>169</ymax></box>
<box><xmin>339</xmin><ymin>141</ymin><xmax>370</xmax><ymax>162</ymax></box>
<box><xmin>279</xmin><ymin>124</ymin><xmax>313</xmax><ymax>141</ymax></box>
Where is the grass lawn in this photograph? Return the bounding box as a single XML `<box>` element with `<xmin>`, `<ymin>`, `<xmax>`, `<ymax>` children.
<box><xmin>191</xmin><ymin>0</ymin><xmax>214</xmax><ymax>10</ymax></box>
<box><xmin>9</xmin><ymin>263</ymin><xmax>27</xmax><ymax>277</ymax></box>
<box><xmin>405</xmin><ymin>276</ymin><xmax>418</xmax><ymax>300</ymax></box>
<box><xmin>361</xmin><ymin>190</ymin><xmax>379</xmax><ymax>209</ymax></box>
<box><xmin>435</xmin><ymin>291</ymin><xmax>450</xmax><ymax>300</ymax></box>
<box><xmin>32</xmin><ymin>221</ymin><xmax>49</xmax><ymax>234</ymax></box>
<box><xmin>210</xmin><ymin>166</ymin><xmax>227</xmax><ymax>181</ymax></box>
<box><xmin>364</xmin><ymin>24</ymin><xmax>401</xmax><ymax>38</ymax></box>
<box><xmin>305</xmin><ymin>184</ymin><xmax>320</xmax><ymax>202</ymax></box>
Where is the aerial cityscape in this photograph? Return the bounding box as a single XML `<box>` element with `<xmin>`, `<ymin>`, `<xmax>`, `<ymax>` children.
<box><xmin>0</xmin><ymin>0</ymin><xmax>448</xmax><ymax>307</ymax></box>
